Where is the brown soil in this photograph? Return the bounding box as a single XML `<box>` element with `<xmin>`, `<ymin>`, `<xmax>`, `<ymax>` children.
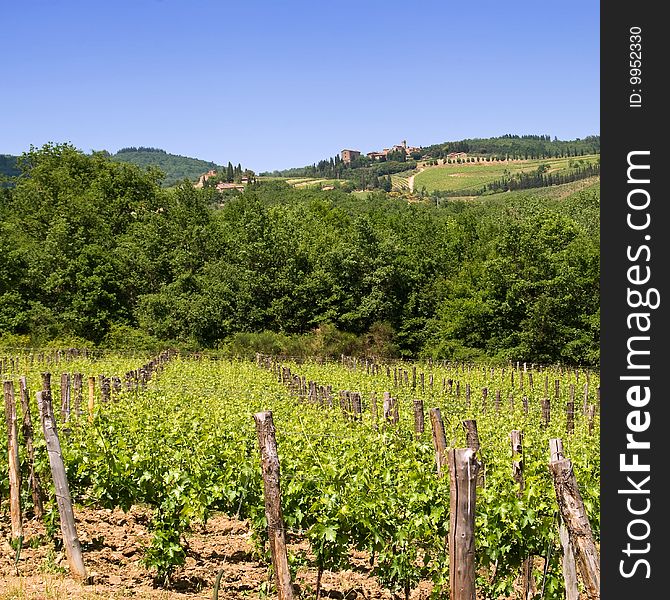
<box><xmin>1</xmin><ymin>506</ymin><xmax>433</xmax><ymax>599</ymax></box>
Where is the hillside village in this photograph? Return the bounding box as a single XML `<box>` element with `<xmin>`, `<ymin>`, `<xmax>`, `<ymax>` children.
<box><xmin>341</xmin><ymin>140</ymin><xmax>424</xmax><ymax>163</ymax></box>
<box><xmin>341</xmin><ymin>140</ymin><xmax>470</xmax><ymax>165</ymax></box>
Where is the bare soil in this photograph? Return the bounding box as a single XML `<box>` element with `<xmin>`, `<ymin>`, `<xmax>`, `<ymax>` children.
<box><xmin>1</xmin><ymin>506</ymin><xmax>433</xmax><ymax>599</ymax></box>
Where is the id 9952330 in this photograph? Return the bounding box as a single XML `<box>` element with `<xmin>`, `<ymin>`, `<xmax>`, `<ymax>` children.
<box><xmin>629</xmin><ymin>26</ymin><xmax>643</xmax><ymax>108</ymax></box>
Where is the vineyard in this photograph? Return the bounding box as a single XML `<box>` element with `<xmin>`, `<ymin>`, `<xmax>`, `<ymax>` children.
<box><xmin>0</xmin><ymin>350</ymin><xmax>600</xmax><ymax>599</ymax></box>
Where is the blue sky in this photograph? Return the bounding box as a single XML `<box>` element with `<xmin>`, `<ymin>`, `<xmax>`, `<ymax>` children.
<box><xmin>1</xmin><ymin>0</ymin><xmax>599</xmax><ymax>172</ymax></box>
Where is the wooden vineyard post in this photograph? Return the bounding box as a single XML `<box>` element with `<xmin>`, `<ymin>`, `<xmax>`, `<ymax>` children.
<box><xmin>382</xmin><ymin>392</ymin><xmax>398</xmax><ymax>425</ymax></box>
<box><xmin>41</xmin><ymin>371</ymin><xmax>51</xmax><ymax>393</ymax></box>
<box><xmin>253</xmin><ymin>411</ymin><xmax>294</xmax><ymax>600</ymax></box>
<box><xmin>73</xmin><ymin>373</ymin><xmax>83</xmax><ymax>418</ymax></box>
<box><xmin>541</xmin><ymin>398</ymin><xmax>551</xmax><ymax>427</ymax></box>
<box><xmin>559</xmin><ymin>521</ymin><xmax>579</xmax><ymax>600</ymax></box>
<box><xmin>587</xmin><ymin>405</ymin><xmax>596</xmax><ymax>435</ymax></box>
<box><xmin>548</xmin><ymin>438</ymin><xmax>600</xmax><ymax>599</ymax></box>
<box><xmin>429</xmin><ymin>408</ymin><xmax>447</xmax><ymax>476</ymax></box>
<box><xmin>19</xmin><ymin>377</ymin><xmax>44</xmax><ymax>518</ymax></box>
<box><xmin>413</xmin><ymin>399</ymin><xmax>424</xmax><ymax>435</ymax></box>
<box><xmin>37</xmin><ymin>391</ymin><xmax>87</xmax><ymax>579</ymax></box>
<box><xmin>549</xmin><ymin>438</ymin><xmax>579</xmax><ymax>599</ymax></box>
<box><xmin>583</xmin><ymin>382</ymin><xmax>589</xmax><ymax>416</ymax></box>
<box><xmin>447</xmin><ymin>447</ymin><xmax>480</xmax><ymax>600</ymax></box>
<box><xmin>88</xmin><ymin>376</ymin><xmax>95</xmax><ymax>423</ymax></box>
<box><xmin>351</xmin><ymin>392</ymin><xmax>362</xmax><ymax>421</ymax></box>
<box><xmin>462</xmin><ymin>419</ymin><xmax>483</xmax><ymax>486</ymax></box>
<box><xmin>370</xmin><ymin>392</ymin><xmax>378</xmax><ymax>429</ymax></box>
<box><xmin>4</xmin><ymin>380</ymin><xmax>23</xmax><ymax>544</ymax></box>
<box><xmin>60</xmin><ymin>372</ymin><xmax>71</xmax><ymax>422</ymax></box>
<box><xmin>566</xmin><ymin>400</ymin><xmax>575</xmax><ymax>435</ymax></box>
<box><xmin>510</xmin><ymin>430</ymin><xmax>536</xmax><ymax>599</ymax></box>
<box><xmin>509</xmin><ymin>430</ymin><xmax>524</xmax><ymax>491</ymax></box>
<box><xmin>100</xmin><ymin>376</ymin><xmax>111</xmax><ymax>403</ymax></box>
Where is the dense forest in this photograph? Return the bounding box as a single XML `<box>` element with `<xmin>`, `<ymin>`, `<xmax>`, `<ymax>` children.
<box><xmin>0</xmin><ymin>143</ymin><xmax>600</xmax><ymax>364</ymax></box>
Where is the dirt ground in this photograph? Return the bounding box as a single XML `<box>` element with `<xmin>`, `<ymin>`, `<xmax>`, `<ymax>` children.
<box><xmin>1</xmin><ymin>506</ymin><xmax>434</xmax><ymax>599</ymax></box>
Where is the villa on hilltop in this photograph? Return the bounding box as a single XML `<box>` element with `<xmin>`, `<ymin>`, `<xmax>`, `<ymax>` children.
<box><xmin>342</xmin><ymin>140</ymin><xmax>421</xmax><ymax>163</ymax></box>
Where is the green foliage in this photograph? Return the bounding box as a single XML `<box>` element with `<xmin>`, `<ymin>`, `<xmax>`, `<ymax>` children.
<box><xmin>0</xmin><ymin>144</ymin><xmax>600</xmax><ymax>365</ymax></box>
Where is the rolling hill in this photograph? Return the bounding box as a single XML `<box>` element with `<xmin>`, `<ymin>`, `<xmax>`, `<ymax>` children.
<box><xmin>109</xmin><ymin>147</ymin><xmax>222</xmax><ymax>187</ymax></box>
<box><xmin>0</xmin><ymin>154</ymin><xmax>20</xmax><ymax>178</ymax></box>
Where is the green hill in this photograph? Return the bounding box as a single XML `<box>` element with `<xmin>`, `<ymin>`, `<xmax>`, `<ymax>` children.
<box><xmin>109</xmin><ymin>147</ymin><xmax>221</xmax><ymax>187</ymax></box>
<box><xmin>0</xmin><ymin>154</ymin><xmax>20</xmax><ymax>178</ymax></box>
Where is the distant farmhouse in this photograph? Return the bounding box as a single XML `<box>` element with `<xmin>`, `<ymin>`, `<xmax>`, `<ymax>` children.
<box><xmin>341</xmin><ymin>149</ymin><xmax>361</xmax><ymax>164</ymax></box>
<box><xmin>194</xmin><ymin>169</ymin><xmax>218</xmax><ymax>188</ymax></box>
<box><xmin>447</xmin><ymin>151</ymin><xmax>468</xmax><ymax>160</ymax></box>
<box><xmin>194</xmin><ymin>169</ymin><xmax>247</xmax><ymax>191</ymax></box>
<box><xmin>342</xmin><ymin>140</ymin><xmax>422</xmax><ymax>163</ymax></box>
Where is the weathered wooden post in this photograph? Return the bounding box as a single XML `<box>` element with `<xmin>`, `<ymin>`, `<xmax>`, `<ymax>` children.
<box><xmin>41</xmin><ymin>371</ymin><xmax>51</xmax><ymax>393</ymax></box>
<box><xmin>370</xmin><ymin>392</ymin><xmax>378</xmax><ymax>428</ymax></box>
<box><xmin>462</xmin><ymin>419</ymin><xmax>480</xmax><ymax>455</ymax></box>
<box><xmin>100</xmin><ymin>376</ymin><xmax>111</xmax><ymax>403</ymax></box>
<box><xmin>88</xmin><ymin>376</ymin><xmax>95</xmax><ymax>423</ymax></box>
<box><xmin>510</xmin><ymin>430</ymin><xmax>536</xmax><ymax>599</ymax></box>
<box><xmin>383</xmin><ymin>392</ymin><xmax>393</xmax><ymax>424</ymax></box>
<box><xmin>60</xmin><ymin>372</ymin><xmax>71</xmax><ymax>422</ymax></box>
<box><xmin>548</xmin><ymin>438</ymin><xmax>600</xmax><ymax>600</ymax></box>
<box><xmin>413</xmin><ymin>399</ymin><xmax>424</xmax><ymax>435</ymax></box>
<box><xmin>4</xmin><ymin>380</ymin><xmax>23</xmax><ymax>544</ymax></box>
<box><xmin>447</xmin><ymin>447</ymin><xmax>480</xmax><ymax>600</ymax></box>
<box><xmin>37</xmin><ymin>390</ymin><xmax>87</xmax><ymax>579</ymax></box>
<box><xmin>541</xmin><ymin>398</ymin><xmax>551</xmax><ymax>427</ymax></box>
<box><xmin>510</xmin><ymin>430</ymin><xmax>524</xmax><ymax>491</ymax></box>
<box><xmin>253</xmin><ymin>411</ymin><xmax>294</xmax><ymax>600</ymax></box>
<box><xmin>19</xmin><ymin>377</ymin><xmax>44</xmax><ymax>518</ymax></box>
<box><xmin>462</xmin><ymin>419</ymin><xmax>484</xmax><ymax>486</ymax></box>
<box><xmin>566</xmin><ymin>400</ymin><xmax>575</xmax><ymax>435</ymax></box>
<box><xmin>72</xmin><ymin>373</ymin><xmax>83</xmax><ymax>418</ymax></box>
<box><xmin>429</xmin><ymin>408</ymin><xmax>447</xmax><ymax>476</ymax></box>
<box><xmin>351</xmin><ymin>392</ymin><xmax>362</xmax><ymax>421</ymax></box>
<box><xmin>587</xmin><ymin>405</ymin><xmax>596</xmax><ymax>435</ymax></box>
<box><xmin>582</xmin><ymin>382</ymin><xmax>589</xmax><ymax>416</ymax></box>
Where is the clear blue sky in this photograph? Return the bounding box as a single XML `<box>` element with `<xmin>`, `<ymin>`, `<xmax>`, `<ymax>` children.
<box><xmin>1</xmin><ymin>0</ymin><xmax>599</xmax><ymax>173</ymax></box>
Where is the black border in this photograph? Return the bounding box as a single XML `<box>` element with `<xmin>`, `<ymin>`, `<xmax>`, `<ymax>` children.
<box><xmin>601</xmin><ymin>4</ymin><xmax>668</xmax><ymax>597</ymax></box>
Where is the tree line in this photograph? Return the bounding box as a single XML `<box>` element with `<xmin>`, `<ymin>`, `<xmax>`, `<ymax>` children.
<box><xmin>0</xmin><ymin>143</ymin><xmax>600</xmax><ymax>365</ymax></box>
<box><xmin>483</xmin><ymin>160</ymin><xmax>600</xmax><ymax>194</ymax></box>
<box><xmin>421</xmin><ymin>135</ymin><xmax>600</xmax><ymax>161</ymax></box>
